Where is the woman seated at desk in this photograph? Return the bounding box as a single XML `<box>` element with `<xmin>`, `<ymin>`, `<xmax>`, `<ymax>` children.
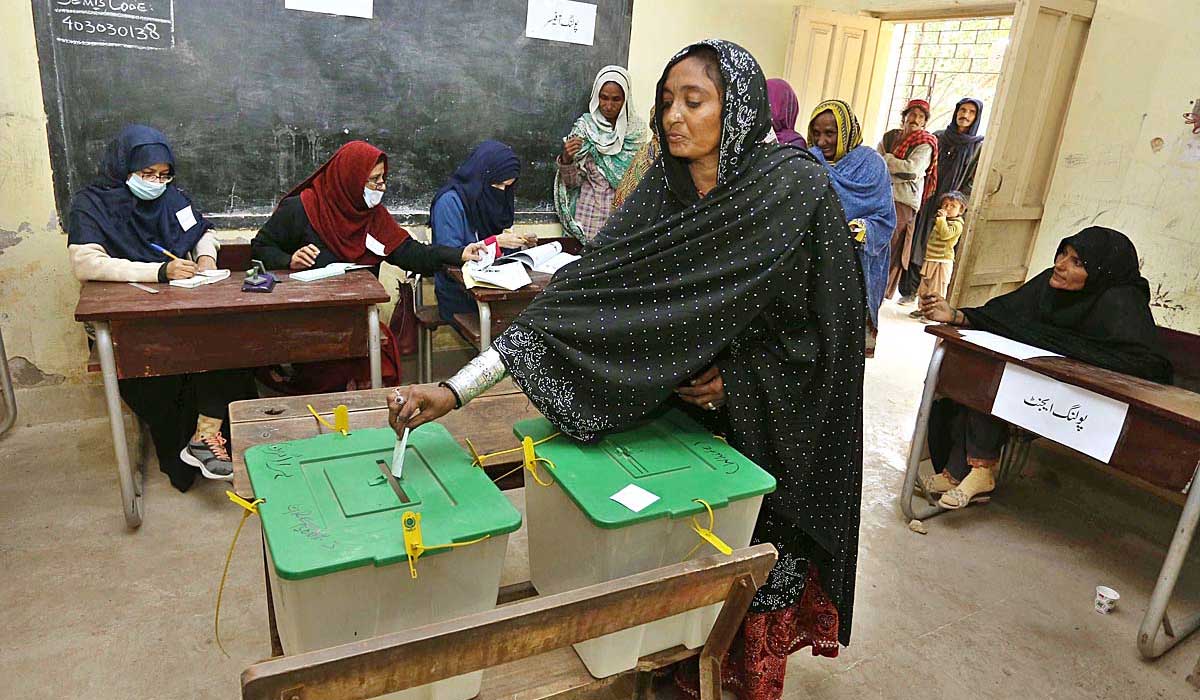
<box><xmin>919</xmin><ymin>226</ymin><xmax>1173</xmax><ymax>509</ymax></box>
<box><xmin>391</xmin><ymin>41</ymin><xmax>865</xmax><ymax>699</ymax></box>
<box><xmin>251</xmin><ymin>140</ymin><xmax>485</xmax><ymax>392</ymax></box>
<box><xmin>67</xmin><ymin>124</ymin><xmax>256</xmax><ymax>489</ymax></box>
<box><xmin>430</xmin><ymin>140</ymin><xmax>535</xmax><ymax>322</ymax></box>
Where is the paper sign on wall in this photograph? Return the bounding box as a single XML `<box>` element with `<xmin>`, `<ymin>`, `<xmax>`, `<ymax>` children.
<box><xmin>990</xmin><ymin>363</ymin><xmax>1129</xmax><ymax>463</ymax></box>
<box><xmin>285</xmin><ymin>0</ymin><xmax>373</xmax><ymax>20</ymax></box>
<box><xmin>526</xmin><ymin>0</ymin><xmax>597</xmax><ymax>46</ymax></box>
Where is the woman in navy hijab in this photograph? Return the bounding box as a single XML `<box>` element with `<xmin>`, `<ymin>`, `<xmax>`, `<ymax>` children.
<box><xmin>430</xmin><ymin>140</ymin><xmax>533</xmax><ymax>321</ymax></box>
<box><xmin>68</xmin><ymin>124</ymin><xmax>256</xmax><ymax>490</ymax></box>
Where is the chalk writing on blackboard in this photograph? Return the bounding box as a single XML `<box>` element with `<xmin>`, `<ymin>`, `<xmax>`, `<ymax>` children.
<box><xmin>50</xmin><ymin>0</ymin><xmax>174</xmax><ymax>51</ymax></box>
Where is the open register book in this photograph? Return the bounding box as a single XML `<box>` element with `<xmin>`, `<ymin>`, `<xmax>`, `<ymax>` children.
<box><xmin>169</xmin><ymin>269</ymin><xmax>231</xmax><ymax>289</ymax></box>
<box><xmin>497</xmin><ymin>241</ymin><xmax>581</xmax><ymax>275</ymax></box>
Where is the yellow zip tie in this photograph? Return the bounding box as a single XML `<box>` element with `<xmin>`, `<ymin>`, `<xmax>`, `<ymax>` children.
<box><xmin>215</xmin><ymin>491</ymin><xmax>264</xmax><ymax>657</ymax></box>
<box><xmin>684</xmin><ymin>498</ymin><xmax>733</xmax><ymax>560</ymax></box>
<box><xmin>401</xmin><ymin>511</ymin><xmax>490</xmax><ymax>579</ymax></box>
<box><xmin>467</xmin><ymin>431</ymin><xmax>561</xmax><ymax>468</ymax></box>
<box><xmin>522</xmin><ymin>435</ymin><xmax>557</xmax><ymax>487</ymax></box>
<box><xmin>306</xmin><ymin>404</ymin><xmax>350</xmax><ymax>436</ymax></box>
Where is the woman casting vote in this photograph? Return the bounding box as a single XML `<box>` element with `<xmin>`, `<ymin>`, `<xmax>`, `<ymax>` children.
<box><xmin>390</xmin><ymin>41</ymin><xmax>865</xmax><ymax>698</ymax></box>
<box><xmin>252</xmin><ymin>140</ymin><xmax>485</xmax><ymax>391</ymax></box>
<box><xmin>67</xmin><ymin>124</ymin><xmax>256</xmax><ymax>489</ymax></box>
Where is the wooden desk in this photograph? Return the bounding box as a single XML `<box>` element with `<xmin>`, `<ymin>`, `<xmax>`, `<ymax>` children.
<box><xmin>899</xmin><ymin>325</ymin><xmax>1200</xmax><ymax>659</ymax></box>
<box><xmin>75</xmin><ymin>270</ymin><xmax>389</xmax><ymax>529</ymax></box>
<box><xmin>445</xmin><ymin>268</ymin><xmax>553</xmax><ymax>349</ymax></box>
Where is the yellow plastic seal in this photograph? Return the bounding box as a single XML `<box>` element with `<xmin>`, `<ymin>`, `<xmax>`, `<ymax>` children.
<box><xmin>401</xmin><ymin>510</ymin><xmax>490</xmax><ymax>579</ymax></box>
<box><xmin>685</xmin><ymin>499</ymin><xmax>733</xmax><ymax>560</ymax></box>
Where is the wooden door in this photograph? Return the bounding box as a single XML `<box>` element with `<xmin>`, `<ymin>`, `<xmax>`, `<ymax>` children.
<box><xmin>949</xmin><ymin>0</ymin><xmax>1096</xmax><ymax>307</ymax></box>
<box><xmin>784</xmin><ymin>6</ymin><xmax>883</xmax><ymax>126</ymax></box>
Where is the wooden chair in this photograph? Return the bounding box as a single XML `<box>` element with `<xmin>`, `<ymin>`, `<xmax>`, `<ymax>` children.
<box><xmin>240</xmin><ymin>544</ymin><xmax>777</xmax><ymax>700</ymax></box>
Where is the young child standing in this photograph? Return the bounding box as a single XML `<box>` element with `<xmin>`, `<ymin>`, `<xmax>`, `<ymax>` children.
<box><xmin>911</xmin><ymin>191</ymin><xmax>967</xmax><ymax>318</ymax></box>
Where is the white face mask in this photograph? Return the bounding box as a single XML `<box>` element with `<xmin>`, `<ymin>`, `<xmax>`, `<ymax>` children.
<box><xmin>363</xmin><ymin>187</ymin><xmax>384</xmax><ymax>208</ymax></box>
<box><xmin>126</xmin><ymin>174</ymin><xmax>167</xmax><ymax>200</ymax></box>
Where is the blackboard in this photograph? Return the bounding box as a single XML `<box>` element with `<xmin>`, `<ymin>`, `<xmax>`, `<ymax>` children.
<box><xmin>32</xmin><ymin>1</ymin><xmax>632</xmax><ymax>225</ymax></box>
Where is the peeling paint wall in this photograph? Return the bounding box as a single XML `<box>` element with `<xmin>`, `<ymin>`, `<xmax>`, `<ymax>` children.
<box><xmin>1031</xmin><ymin>1</ymin><xmax>1200</xmax><ymax>332</ymax></box>
<box><xmin>0</xmin><ymin>3</ymin><xmax>88</xmax><ymax>408</ymax></box>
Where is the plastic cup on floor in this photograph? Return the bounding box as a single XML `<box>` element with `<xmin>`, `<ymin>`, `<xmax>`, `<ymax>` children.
<box><xmin>1095</xmin><ymin>585</ymin><xmax>1120</xmax><ymax>614</ymax></box>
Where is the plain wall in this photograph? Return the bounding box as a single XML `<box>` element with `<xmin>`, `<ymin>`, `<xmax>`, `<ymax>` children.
<box><xmin>1028</xmin><ymin>0</ymin><xmax>1200</xmax><ymax>332</ymax></box>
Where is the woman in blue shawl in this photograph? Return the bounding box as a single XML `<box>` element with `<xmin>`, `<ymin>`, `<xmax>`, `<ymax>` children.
<box><xmin>67</xmin><ymin>124</ymin><xmax>256</xmax><ymax>491</ymax></box>
<box><xmin>808</xmin><ymin>100</ymin><xmax>895</xmax><ymax>356</ymax></box>
<box><xmin>430</xmin><ymin>140</ymin><xmax>531</xmax><ymax>321</ymax></box>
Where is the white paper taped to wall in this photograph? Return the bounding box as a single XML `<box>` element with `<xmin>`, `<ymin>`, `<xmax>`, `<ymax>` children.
<box><xmin>285</xmin><ymin>0</ymin><xmax>373</xmax><ymax>20</ymax></box>
<box><xmin>526</xmin><ymin>0</ymin><xmax>597</xmax><ymax>46</ymax></box>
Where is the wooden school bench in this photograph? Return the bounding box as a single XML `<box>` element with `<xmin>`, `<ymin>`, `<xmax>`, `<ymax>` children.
<box><xmin>898</xmin><ymin>324</ymin><xmax>1200</xmax><ymax>660</ymax></box>
<box><xmin>77</xmin><ymin>243</ymin><xmax>389</xmax><ymax>529</ymax></box>
<box><xmin>240</xmin><ymin>545</ymin><xmax>777</xmax><ymax>700</ymax></box>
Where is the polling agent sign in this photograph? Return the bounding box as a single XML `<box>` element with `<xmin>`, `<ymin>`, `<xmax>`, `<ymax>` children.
<box><xmin>991</xmin><ymin>363</ymin><xmax>1130</xmax><ymax>463</ymax></box>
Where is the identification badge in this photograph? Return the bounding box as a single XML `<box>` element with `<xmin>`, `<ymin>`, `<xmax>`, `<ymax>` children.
<box><xmin>365</xmin><ymin>233</ymin><xmax>386</xmax><ymax>256</ymax></box>
<box><xmin>175</xmin><ymin>206</ymin><xmax>197</xmax><ymax>231</ymax></box>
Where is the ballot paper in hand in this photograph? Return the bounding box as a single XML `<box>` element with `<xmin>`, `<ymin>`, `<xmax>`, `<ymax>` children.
<box><xmin>391</xmin><ymin>427</ymin><xmax>410</xmax><ymax>479</ymax></box>
<box><xmin>463</xmin><ymin>243</ymin><xmax>497</xmax><ymax>274</ymax></box>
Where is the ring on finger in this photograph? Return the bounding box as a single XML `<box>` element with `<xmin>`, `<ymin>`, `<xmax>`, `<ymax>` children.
<box><xmin>704</xmin><ymin>401</ymin><xmax>717</xmax><ymax>411</ymax></box>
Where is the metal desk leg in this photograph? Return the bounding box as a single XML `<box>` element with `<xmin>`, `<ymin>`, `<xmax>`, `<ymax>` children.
<box><xmin>94</xmin><ymin>322</ymin><xmax>143</xmax><ymax>529</ymax></box>
<box><xmin>899</xmin><ymin>341</ymin><xmax>947</xmax><ymax>522</ymax></box>
<box><xmin>0</xmin><ymin>326</ymin><xmax>16</xmax><ymax>437</ymax></box>
<box><xmin>476</xmin><ymin>300</ymin><xmax>492</xmax><ymax>350</ymax></box>
<box><xmin>1138</xmin><ymin>460</ymin><xmax>1200</xmax><ymax>659</ymax></box>
<box><xmin>367</xmin><ymin>306</ymin><xmax>383</xmax><ymax>389</ymax></box>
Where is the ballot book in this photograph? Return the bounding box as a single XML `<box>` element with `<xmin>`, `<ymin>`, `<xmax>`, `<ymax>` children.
<box><xmin>169</xmin><ymin>269</ymin><xmax>231</xmax><ymax>288</ymax></box>
<box><xmin>497</xmin><ymin>242</ymin><xmax>581</xmax><ymax>274</ymax></box>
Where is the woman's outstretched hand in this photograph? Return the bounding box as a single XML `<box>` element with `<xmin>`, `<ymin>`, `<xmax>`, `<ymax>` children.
<box><xmin>388</xmin><ymin>385</ymin><xmax>457</xmax><ymax>436</ymax></box>
<box><xmin>675</xmin><ymin>365</ymin><xmax>726</xmax><ymax>411</ymax></box>
<box><xmin>461</xmin><ymin>242</ymin><xmax>487</xmax><ymax>262</ymax></box>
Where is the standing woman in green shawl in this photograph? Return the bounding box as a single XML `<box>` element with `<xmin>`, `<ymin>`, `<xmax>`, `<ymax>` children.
<box><xmin>555</xmin><ymin>65</ymin><xmax>648</xmax><ymax>243</ymax></box>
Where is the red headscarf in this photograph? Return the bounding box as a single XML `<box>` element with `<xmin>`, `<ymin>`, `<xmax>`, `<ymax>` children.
<box><xmin>283</xmin><ymin>141</ymin><xmax>410</xmax><ymax>264</ymax></box>
<box><xmin>890</xmin><ymin>99</ymin><xmax>939</xmax><ymax>202</ymax></box>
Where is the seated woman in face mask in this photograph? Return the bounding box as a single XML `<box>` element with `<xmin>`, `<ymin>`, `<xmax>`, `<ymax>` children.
<box><xmin>68</xmin><ymin>124</ymin><xmax>258</xmax><ymax>490</ymax></box>
<box><xmin>252</xmin><ymin>140</ymin><xmax>485</xmax><ymax>392</ymax></box>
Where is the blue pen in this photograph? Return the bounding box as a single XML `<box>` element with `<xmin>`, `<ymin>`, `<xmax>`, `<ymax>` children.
<box><xmin>148</xmin><ymin>242</ymin><xmax>180</xmax><ymax>261</ymax></box>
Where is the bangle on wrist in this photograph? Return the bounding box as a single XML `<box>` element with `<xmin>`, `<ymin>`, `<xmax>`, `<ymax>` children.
<box><xmin>438</xmin><ymin>381</ymin><xmax>463</xmax><ymax>409</ymax></box>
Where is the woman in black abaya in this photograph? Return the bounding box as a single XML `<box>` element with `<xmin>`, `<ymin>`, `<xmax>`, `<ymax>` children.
<box><xmin>390</xmin><ymin>40</ymin><xmax>866</xmax><ymax>699</ymax></box>
<box><xmin>919</xmin><ymin>226</ymin><xmax>1173</xmax><ymax>508</ymax></box>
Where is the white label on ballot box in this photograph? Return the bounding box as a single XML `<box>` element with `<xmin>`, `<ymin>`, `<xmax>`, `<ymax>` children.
<box><xmin>990</xmin><ymin>363</ymin><xmax>1129</xmax><ymax>463</ymax></box>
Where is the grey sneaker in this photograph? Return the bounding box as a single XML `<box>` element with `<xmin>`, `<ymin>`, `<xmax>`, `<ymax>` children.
<box><xmin>897</xmin><ymin>294</ymin><xmax>916</xmax><ymax>305</ymax></box>
<box><xmin>180</xmin><ymin>433</ymin><xmax>233</xmax><ymax>480</ymax></box>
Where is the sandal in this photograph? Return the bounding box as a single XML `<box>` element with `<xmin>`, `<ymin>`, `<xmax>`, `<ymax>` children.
<box><xmin>919</xmin><ymin>472</ymin><xmax>956</xmax><ymax>496</ymax></box>
<box><xmin>939</xmin><ymin>467</ymin><xmax>995</xmax><ymax>509</ymax></box>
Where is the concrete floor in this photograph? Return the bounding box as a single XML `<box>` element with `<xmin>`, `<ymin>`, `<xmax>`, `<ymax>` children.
<box><xmin>3</xmin><ymin>302</ymin><xmax>1199</xmax><ymax>699</ymax></box>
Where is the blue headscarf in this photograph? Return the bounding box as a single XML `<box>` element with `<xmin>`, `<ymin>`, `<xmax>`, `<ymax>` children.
<box><xmin>67</xmin><ymin>124</ymin><xmax>210</xmax><ymax>262</ymax></box>
<box><xmin>430</xmin><ymin>140</ymin><xmax>520</xmax><ymax>238</ymax></box>
<box><xmin>810</xmin><ymin>146</ymin><xmax>895</xmax><ymax>328</ymax></box>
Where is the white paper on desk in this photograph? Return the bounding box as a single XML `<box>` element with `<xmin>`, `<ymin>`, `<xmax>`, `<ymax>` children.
<box><xmin>610</xmin><ymin>484</ymin><xmax>660</xmax><ymax>513</ymax></box>
<box><xmin>525</xmin><ymin>0</ymin><xmax>597</xmax><ymax>46</ymax></box>
<box><xmin>958</xmin><ymin>330</ymin><xmax>1061</xmax><ymax>360</ymax></box>
<box><xmin>169</xmin><ymin>269</ymin><xmax>230</xmax><ymax>288</ymax></box>
<box><xmin>285</xmin><ymin>0</ymin><xmax>373</xmax><ymax>19</ymax></box>
<box><xmin>289</xmin><ymin>262</ymin><xmax>370</xmax><ymax>282</ymax></box>
<box><xmin>990</xmin><ymin>363</ymin><xmax>1129</xmax><ymax>463</ymax></box>
<box><xmin>469</xmin><ymin>262</ymin><xmax>532</xmax><ymax>291</ymax></box>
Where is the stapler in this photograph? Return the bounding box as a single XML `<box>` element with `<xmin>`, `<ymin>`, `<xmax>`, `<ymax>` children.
<box><xmin>242</xmin><ymin>259</ymin><xmax>277</xmax><ymax>293</ymax></box>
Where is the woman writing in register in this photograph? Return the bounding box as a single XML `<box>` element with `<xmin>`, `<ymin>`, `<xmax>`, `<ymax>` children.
<box><xmin>390</xmin><ymin>41</ymin><xmax>866</xmax><ymax>698</ymax></box>
<box><xmin>918</xmin><ymin>226</ymin><xmax>1173</xmax><ymax>509</ymax></box>
<box><xmin>67</xmin><ymin>124</ymin><xmax>256</xmax><ymax>488</ymax></box>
